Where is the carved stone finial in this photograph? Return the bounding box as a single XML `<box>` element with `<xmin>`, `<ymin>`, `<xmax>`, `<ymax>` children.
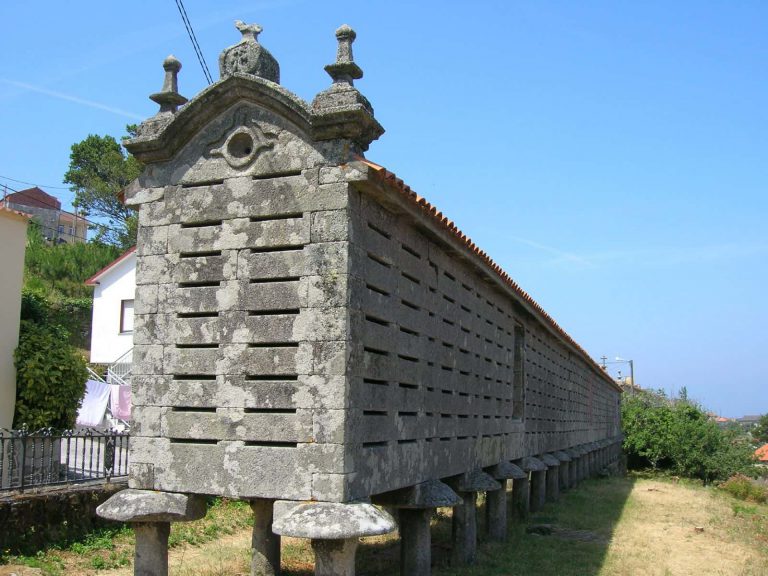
<box><xmin>149</xmin><ymin>55</ymin><xmax>187</xmax><ymax>114</ymax></box>
<box><xmin>219</xmin><ymin>21</ymin><xmax>280</xmax><ymax>83</ymax></box>
<box><xmin>324</xmin><ymin>24</ymin><xmax>363</xmax><ymax>85</ymax></box>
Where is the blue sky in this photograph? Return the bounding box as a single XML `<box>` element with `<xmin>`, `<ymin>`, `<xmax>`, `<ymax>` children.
<box><xmin>1</xmin><ymin>1</ymin><xmax>765</xmax><ymax>417</ymax></box>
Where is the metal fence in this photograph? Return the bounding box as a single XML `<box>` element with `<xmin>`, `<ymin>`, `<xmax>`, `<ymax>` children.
<box><xmin>0</xmin><ymin>427</ymin><xmax>129</xmax><ymax>492</ymax></box>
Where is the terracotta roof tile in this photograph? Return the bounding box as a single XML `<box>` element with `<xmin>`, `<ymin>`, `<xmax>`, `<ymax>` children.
<box><xmin>355</xmin><ymin>157</ymin><xmax>619</xmax><ymax>390</ymax></box>
<box><xmin>756</xmin><ymin>444</ymin><xmax>768</xmax><ymax>462</ymax></box>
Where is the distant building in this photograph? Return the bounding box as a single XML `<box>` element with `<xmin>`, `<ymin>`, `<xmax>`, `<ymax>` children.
<box><xmin>85</xmin><ymin>247</ymin><xmax>136</xmax><ymax>365</ymax></box>
<box><xmin>0</xmin><ymin>207</ymin><xmax>29</xmax><ymax>429</ymax></box>
<box><xmin>0</xmin><ymin>186</ymin><xmax>87</xmax><ymax>244</ymax></box>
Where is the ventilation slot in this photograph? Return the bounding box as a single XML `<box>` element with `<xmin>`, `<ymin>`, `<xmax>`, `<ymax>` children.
<box><xmin>173</xmin><ymin>374</ymin><xmax>216</xmax><ymax>381</ymax></box>
<box><xmin>401</xmin><ymin>243</ymin><xmax>421</xmax><ymax>258</ymax></box>
<box><xmin>248</xmin><ymin>309</ymin><xmax>300</xmax><ymax>316</ymax></box>
<box><xmin>170</xmin><ymin>439</ymin><xmax>218</xmax><ymax>445</ymax></box>
<box><xmin>244</xmin><ymin>408</ymin><xmax>297</xmax><ymax>414</ymax></box>
<box><xmin>248</xmin><ymin>342</ymin><xmax>299</xmax><ymax>349</ymax></box>
<box><xmin>364</xmin><ymin>347</ymin><xmax>390</xmax><ymax>357</ymax></box>
<box><xmin>402</xmin><ymin>272</ymin><xmax>421</xmax><ymax>285</ymax></box>
<box><xmin>180</xmin><ymin>250</ymin><xmax>222</xmax><ymax>258</ymax></box>
<box><xmin>366</xmin><ymin>284</ymin><xmax>390</xmax><ymax>297</ymax></box>
<box><xmin>245</xmin><ymin>374</ymin><xmax>299</xmax><ymax>381</ymax></box>
<box><xmin>365</xmin><ymin>314</ymin><xmax>390</xmax><ymax>327</ymax></box>
<box><xmin>172</xmin><ymin>407</ymin><xmax>216</xmax><ymax>413</ymax></box>
<box><xmin>363</xmin><ymin>441</ymin><xmax>388</xmax><ymax>449</ymax></box>
<box><xmin>244</xmin><ymin>441</ymin><xmax>298</xmax><ymax>448</ymax></box>
<box><xmin>398</xmin><ymin>382</ymin><xmax>418</xmax><ymax>390</ymax></box>
<box><xmin>249</xmin><ymin>213</ymin><xmax>303</xmax><ymax>222</ymax></box>
<box><xmin>176</xmin><ymin>343</ymin><xmax>219</xmax><ymax>349</ymax></box>
<box><xmin>364</xmin><ymin>378</ymin><xmax>388</xmax><ymax>386</ymax></box>
<box><xmin>180</xmin><ymin>220</ymin><xmax>223</xmax><ymax>228</ymax></box>
<box><xmin>252</xmin><ymin>169</ymin><xmax>303</xmax><ymax>180</ymax></box>
<box><xmin>367</xmin><ymin>252</ymin><xmax>392</xmax><ymax>268</ymax></box>
<box><xmin>178</xmin><ymin>280</ymin><xmax>221</xmax><ymax>288</ymax></box>
<box><xmin>363</xmin><ymin>410</ymin><xmax>388</xmax><ymax>416</ymax></box>
<box><xmin>401</xmin><ymin>299</ymin><xmax>420</xmax><ymax>311</ymax></box>
<box><xmin>181</xmin><ymin>180</ymin><xmax>224</xmax><ymax>188</ymax></box>
<box><xmin>398</xmin><ymin>439</ymin><xmax>417</xmax><ymax>445</ymax></box>
<box><xmin>399</xmin><ymin>326</ymin><xmax>419</xmax><ymax>336</ymax></box>
<box><xmin>251</xmin><ymin>245</ymin><xmax>305</xmax><ymax>254</ymax></box>
<box><xmin>250</xmin><ymin>276</ymin><xmax>300</xmax><ymax>284</ymax></box>
<box><xmin>177</xmin><ymin>312</ymin><xmax>220</xmax><ymax>319</ymax></box>
<box><xmin>444</xmin><ymin>271</ymin><xmax>456</xmax><ymax>281</ymax></box>
<box><xmin>367</xmin><ymin>221</ymin><xmax>391</xmax><ymax>239</ymax></box>
<box><xmin>397</xmin><ymin>354</ymin><xmax>419</xmax><ymax>363</ymax></box>
<box><xmin>398</xmin><ymin>411</ymin><xmax>418</xmax><ymax>417</ymax></box>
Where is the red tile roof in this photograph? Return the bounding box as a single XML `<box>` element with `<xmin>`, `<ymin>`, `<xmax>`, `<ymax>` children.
<box><xmin>0</xmin><ymin>206</ymin><xmax>31</xmax><ymax>223</ymax></box>
<box><xmin>3</xmin><ymin>187</ymin><xmax>61</xmax><ymax>210</ymax></box>
<box><xmin>756</xmin><ymin>444</ymin><xmax>768</xmax><ymax>463</ymax></box>
<box><xmin>355</xmin><ymin>157</ymin><xmax>620</xmax><ymax>390</ymax></box>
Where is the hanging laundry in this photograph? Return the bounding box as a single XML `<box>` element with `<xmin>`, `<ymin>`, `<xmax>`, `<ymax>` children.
<box><xmin>110</xmin><ymin>385</ymin><xmax>132</xmax><ymax>421</ymax></box>
<box><xmin>76</xmin><ymin>380</ymin><xmax>111</xmax><ymax>427</ymax></box>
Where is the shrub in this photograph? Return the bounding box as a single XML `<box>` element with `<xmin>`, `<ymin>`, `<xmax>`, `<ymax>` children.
<box><xmin>622</xmin><ymin>389</ymin><xmax>756</xmax><ymax>483</ymax></box>
<box><xmin>13</xmin><ymin>320</ymin><xmax>88</xmax><ymax>430</ymax></box>
<box><xmin>720</xmin><ymin>474</ymin><xmax>768</xmax><ymax>503</ymax></box>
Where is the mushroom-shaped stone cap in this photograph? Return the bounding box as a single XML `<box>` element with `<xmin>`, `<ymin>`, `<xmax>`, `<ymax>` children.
<box><xmin>488</xmin><ymin>461</ymin><xmax>527</xmax><ymax>480</ymax></box>
<box><xmin>96</xmin><ymin>489</ymin><xmax>206</xmax><ymax>523</ymax></box>
<box><xmin>565</xmin><ymin>448</ymin><xmax>580</xmax><ymax>459</ymax></box>
<box><xmin>449</xmin><ymin>469</ymin><xmax>502</xmax><ymax>492</ymax></box>
<box><xmin>162</xmin><ymin>54</ymin><xmax>182</xmax><ymax>72</ymax></box>
<box><xmin>374</xmin><ymin>480</ymin><xmax>462</xmax><ymax>509</ymax></box>
<box><xmin>518</xmin><ymin>456</ymin><xmax>548</xmax><ymax>472</ymax></box>
<box><xmin>272</xmin><ymin>502</ymin><xmax>396</xmax><ymax>539</ymax></box>
<box><xmin>540</xmin><ymin>453</ymin><xmax>561</xmax><ymax>467</ymax></box>
<box><xmin>553</xmin><ymin>450</ymin><xmax>572</xmax><ymax>463</ymax></box>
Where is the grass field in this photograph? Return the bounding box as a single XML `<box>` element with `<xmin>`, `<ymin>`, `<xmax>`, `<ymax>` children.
<box><xmin>2</xmin><ymin>474</ymin><xmax>767</xmax><ymax>576</ymax></box>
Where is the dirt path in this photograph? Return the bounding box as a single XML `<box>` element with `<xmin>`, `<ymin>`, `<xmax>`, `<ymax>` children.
<box><xmin>600</xmin><ymin>480</ymin><xmax>767</xmax><ymax>576</ymax></box>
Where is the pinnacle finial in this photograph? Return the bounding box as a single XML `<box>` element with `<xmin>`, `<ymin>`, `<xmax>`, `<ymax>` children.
<box><xmin>324</xmin><ymin>24</ymin><xmax>363</xmax><ymax>85</ymax></box>
<box><xmin>235</xmin><ymin>20</ymin><xmax>262</xmax><ymax>42</ymax></box>
<box><xmin>149</xmin><ymin>54</ymin><xmax>187</xmax><ymax>114</ymax></box>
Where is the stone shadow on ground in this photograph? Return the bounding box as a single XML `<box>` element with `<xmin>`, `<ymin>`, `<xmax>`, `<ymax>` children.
<box><xmin>281</xmin><ymin>476</ymin><xmax>636</xmax><ymax>576</ymax></box>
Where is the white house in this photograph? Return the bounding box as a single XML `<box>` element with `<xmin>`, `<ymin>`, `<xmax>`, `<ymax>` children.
<box><xmin>85</xmin><ymin>247</ymin><xmax>136</xmax><ymax>366</ymax></box>
<box><xmin>0</xmin><ymin>207</ymin><xmax>29</xmax><ymax>429</ymax></box>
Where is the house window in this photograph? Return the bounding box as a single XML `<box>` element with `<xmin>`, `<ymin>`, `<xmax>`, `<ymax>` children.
<box><xmin>120</xmin><ymin>299</ymin><xmax>135</xmax><ymax>333</ymax></box>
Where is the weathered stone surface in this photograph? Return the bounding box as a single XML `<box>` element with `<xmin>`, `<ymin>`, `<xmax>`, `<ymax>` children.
<box><xmin>489</xmin><ymin>461</ymin><xmax>527</xmax><ymax>480</ymax></box>
<box><xmin>219</xmin><ymin>22</ymin><xmax>279</xmax><ymax>82</ymax></box>
<box><xmin>96</xmin><ymin>489</ymin><xmax>206</xmax><ymax>523</ymax></box>
<box><xmin>540</xmin><ymin>453</ymin><xmax>560</xmax><ymax>468</ymax></box>
<box><xmin>449</xmin><ymin>470</ymin><xmax>502</xmax><ymax>493</ymax></box>
<box><xmin>272</xmin><ymin>502</ymin><xmax>395</xmax><ymax>539</ymax></box>
<box><xmin>519</xmin><ymin>457</ymin><xmax>547</xmax><ymax>472</ymax></box>
<box><xmin>373</xmin><ymin>479</ymin><xmax>461</xmax><ymax>509</ymax></box>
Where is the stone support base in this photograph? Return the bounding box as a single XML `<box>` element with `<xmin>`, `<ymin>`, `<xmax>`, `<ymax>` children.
<box><xmin>134</xmin><ymin>522</ymin><xmax>170</xmax><ymax>576</ymax></box>
<box><xmin>530</xmin><ymin>470</ymin><xmax>546</xmax><ymax>513</ymax></box>
<box><xmin>311</xmin><ymin>538</ymin><xmax>358</xmax><ymax>576</ymax></box>
<box><xmin>511</xmin><ymin>476</ymin><xmax>530</xmax><ymax>520</ymax></box>
<box><xmin>399</xmin><ymin>508</ymin><xmax>432</xmax><ymax>576</ymax></box>
<box><xmin>250</xmin><ymin>499</ymin><xmax>280</xmax><ymax>576</ymax></box>
<box><xmin>451</xmin><ymin>491</ymin><xmax>477</xmax><ymax>565</ymax></box>
<box><xmin>485</xmin><ymin>483</ymin><xmax>507</xmax><ymax>541</ymax></box>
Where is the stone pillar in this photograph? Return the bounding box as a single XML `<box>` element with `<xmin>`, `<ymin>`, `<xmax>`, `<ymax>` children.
<box><xmin>540</xmin><ymin>454</ymin><xmax>561</xmax><ymax>503</ymax></box>
<box><xmin>312</xmin><ymin>539</ymin><xmax>358</xmax><ymax>576</ymax></box>
<box><xmin>519</xmin><ymin>457</ymin><xmax>547</xmax><ymax>513</ymax></box>
<box><xmin>250</xmin><ymin>498</ymin><xmax>280</xmax><ymax>576</ymax></box>
<box><xmin>446</xmin><ymin>470</ymin><xmax>500</xmax><ymax>566</ymax></box>
<box><xmin>484</xmin><ymin>462</ymin><xmax>522</xmax><ymax>542</ymax></box>
<box><xmin>373</xmin><ymin>479</ymin><xmax>461</xmax><ymax>576</ymax></box>
<box><xmin>511</xmin><ymin>474</ymin><xmax>530</xmax><ymax>520</ymax></box>
<box><xmin>565</xmin><ymin>449</ymin><xmax>579</xmax><ymax>488</ymax></box>
<box><xmin>97</xmin><ymin>489</ymin><xmax>207</xmax><ymax>576</ymax></box>
<box><xmin>553</xmin><ymin>451</ymin><xmax>572</xmax><ymax>492</ymax></box>
<box><xmin>272</xmin><ymin>501</ymin><xmax>396</xmax><ymax>576</ymax></box>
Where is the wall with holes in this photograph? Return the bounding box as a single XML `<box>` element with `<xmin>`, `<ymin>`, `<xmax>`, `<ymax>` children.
<box><xmin>125</xmin><ymin>88</ymin><xmax>621</xmax><ymax>505</ymax></box>
<box><xmin>344</xmin><ymin>189</ymin><xmax>621</xmax><ymax>499</ymax></box>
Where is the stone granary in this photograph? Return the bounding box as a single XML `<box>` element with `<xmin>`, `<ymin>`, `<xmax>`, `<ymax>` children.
<box><xmin>98</xmin><ymin>22</ymin><xmax>624</xmax><ymax>576</ymax></box>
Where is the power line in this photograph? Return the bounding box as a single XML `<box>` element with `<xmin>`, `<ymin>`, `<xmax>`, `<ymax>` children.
<box><xmin>173</xmin><ymin>0</ymin><xmax>213</xmax><ymax>85</ymax></box>
<box><xmin>0</xmin><ymin>174</ymin><xmax>71</xmax><ymax>190</ymax></box>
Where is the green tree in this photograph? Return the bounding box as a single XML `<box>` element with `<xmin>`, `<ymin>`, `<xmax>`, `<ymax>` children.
<box><xmin>13</xmin><ymin>321</ymin><xmax>88</xmax><ymax>430</ymax></box>
<box><xmin>64</xmin><ymin>133</ymin><xmax>141</xmax><ymax>249</ymax></box>
<box><xmin>754</xmin><ymin>414</ymin><xmax>768</xmax><ymax>444</ymax></box>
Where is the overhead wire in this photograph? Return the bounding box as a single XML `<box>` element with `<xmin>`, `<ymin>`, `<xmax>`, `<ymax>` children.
<box><xmin>0</xmin><ymin>174</ymin><xmax>71</xmax><ymax>190</ymax></box>
<box><xmin>173</xmin><ymin>0</ymin><xmax>213</xmax><ymax>85</ymax></box>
